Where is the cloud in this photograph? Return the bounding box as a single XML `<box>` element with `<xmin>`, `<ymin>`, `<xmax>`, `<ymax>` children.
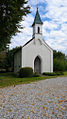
<box><xmin>43</xmin><ymin>0</ymin><xmax>67</xmax><ymax>55</ymax></box>
<box><xmin>45</xmin><ymin>0</ymin><xmax>67</xmax><ymax>24</ymax></box>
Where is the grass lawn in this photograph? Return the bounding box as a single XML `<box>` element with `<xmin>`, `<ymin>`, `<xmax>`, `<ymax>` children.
<box><xmin>0</xmin><ymin>72</ymin><xmax>67</xmax><ymax>88</ymax></box>
<box><xmin>64</xmin><ymin>71</ymin><xmax>67</xmax><ymax>76</ymax></box>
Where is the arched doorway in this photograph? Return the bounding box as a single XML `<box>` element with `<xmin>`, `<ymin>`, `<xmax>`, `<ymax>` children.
<box><xmin>34</xmin><ymin>56</ymin><xmax>41</xmax><ymax>74</ymax></box>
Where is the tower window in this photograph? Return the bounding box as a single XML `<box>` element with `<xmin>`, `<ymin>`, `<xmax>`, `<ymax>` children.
<box><xmin>38</xmin><ymin>27</ymin><xmax>40</xmax><ymax>34</ymax></box>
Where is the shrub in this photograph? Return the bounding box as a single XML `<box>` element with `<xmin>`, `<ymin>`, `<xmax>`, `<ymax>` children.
<box><xmin>19</xmin><ymin>67</ymin><xmax>33</xmax><ymax>78</ymax></box>
<box><xmin>42</xmin><ymin>72</ymin><xmax>64</xmax><ymax>76</ymax></box>
<box><xmin>42</xmin><ymin>72</ymin><xmax>56</xmax><ymax>76</ymax></box>
<box><xmin>33</xmin><ymin>72</ymin><xmax>40</xmax><ymax>77</ymax></box>
<box><xmin>55</xmin><ymin>72</ymin><xmax>64</xmax><ymax>75</ymax></box>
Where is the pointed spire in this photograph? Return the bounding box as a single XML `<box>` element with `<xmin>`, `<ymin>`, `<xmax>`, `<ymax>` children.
<box><xmin>32</xmin><ymin>8</ymin><xmax>43</xmax><ymax>26</ymax></box>
<box><xmin>36</xmin><ymin>1</ymin><xmax>38</xmax><ymax>11</ymax></box>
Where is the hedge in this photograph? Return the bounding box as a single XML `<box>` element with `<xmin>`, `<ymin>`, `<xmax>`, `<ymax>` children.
<box><xmin>42</xmin><ymin>72</ymin><xmax>64</xmax><ymax>76</ymax></box>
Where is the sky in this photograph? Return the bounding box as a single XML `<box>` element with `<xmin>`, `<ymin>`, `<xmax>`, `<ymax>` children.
<box><xmin>10</xmin><ymin>0</ymin><xmax>67</xmax><ymax>55</ymax></box>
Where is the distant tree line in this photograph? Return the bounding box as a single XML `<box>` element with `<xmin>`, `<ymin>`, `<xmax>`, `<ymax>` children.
<box><xmin>53</xmin><ymin>50</ymin><xmax>67</xmax><ymax>72</ymax></box>
<box><xmin>0</xmin><ymin>48</ymin><xmax>67</xmax><ymax>72</ymax></box>
<box><xmin>0</xmin><ymin>47</ymin><xmax>20</xmax><ymax>72</ymax></box>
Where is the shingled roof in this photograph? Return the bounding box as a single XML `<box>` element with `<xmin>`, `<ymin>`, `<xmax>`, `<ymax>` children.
<box><xmin>32</xmin><ymin>8</ymin><xmax>43</xmax><ymax>26</ymax></box>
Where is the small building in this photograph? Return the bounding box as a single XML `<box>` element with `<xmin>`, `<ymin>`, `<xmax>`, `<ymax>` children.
<box><xmin>14</xmin><ymin>8</ymin><xmax>53</xmax><ymax>74</ymax></box>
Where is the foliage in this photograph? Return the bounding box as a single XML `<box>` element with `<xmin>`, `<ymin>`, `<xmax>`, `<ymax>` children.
<box><xmin>33</xmin><ymin>72</ymin><xmax>40</xmax><ymax>77</ymax></box>
<box><xmin>42</xmin><ymin>72</ymin><xmax>56</xmax><ymax>76</ymax></box>
<box><xmin>65</xmin><ymin>62</ymin><xmax>67</xmax><ymax>71</ymax></box>
<box><xmin>19</xmin><ymin>67</ymin><xmax>33</xmax><ymax>78</ymax></box>
<box><xmin>5</xmin><ymin>47</ymin><xmax>21</xmax><ymax>71</ymax></box>
<box><xmin>53</xmin><ymin>50</ymin><xmax>65</xmax><ymax>59</ymax></box>
<box><xmin>42</xmin><ymin>72</ymin><xmax>64</xmax><ymax>76</ymax></box>
<box><xmin>65</xmin><ymin>56</ymin><xmax>67</xmax><ymax>71</ymax></box>
<box><xmin>0</xmin><ymin>47</ymin><xmax>21</xmax><ymax>71</ymax></box>
<box><xmin>0</xmin><ymin>0</ymin><xmax>30</xmax><ymax>51</ymax></box>
<box><xmin>53</xmin><ymin>50</ymin><xmax>67</xmax><ymax>72</ymax></box>
<box><xmin>53</xmin><ymin>58</ymin><xmax>65</xmax><ymax>72</ymax></box>
<box><xmin>0</xmin><ymin>51</ymin><xmax>6</xmax><ymax>69</ymax></box>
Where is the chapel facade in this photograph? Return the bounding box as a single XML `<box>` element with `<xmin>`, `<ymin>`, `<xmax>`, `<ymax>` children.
<box><xmin>14</xmin><ymin>8</ymin><xmax>53</xmax><ymax>73</ymax></box>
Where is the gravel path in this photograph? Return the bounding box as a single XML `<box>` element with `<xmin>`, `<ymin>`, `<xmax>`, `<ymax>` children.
<box><xmin>0</xmin><ymin>77</ymin><xmax>67</xmax><ymax>119</ymax></box>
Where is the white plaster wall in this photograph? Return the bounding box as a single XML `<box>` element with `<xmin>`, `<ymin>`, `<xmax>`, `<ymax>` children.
<box><xmin>35</xmin><ymin>24</ymin><xmax>42</xmax><ymax>34</ymax></box>
<box><xmin>22</xmin><ymin>38</ymin><xmax>53</xmax><ymax>73</ymax></box>
<box><xmin>33</xmin><ymin>25</ymin><xmax>35</xmax><ymax>36</ymax></box>
<box><xmin>51</xmin><ymin>50</ymin><xmax>53</xmax><ymax>72</ymax></box>
<box><xmin>33</xmin><ymin>24</ymin><xmax>42</xmax><ymax>38</ymax></box>
<box><xmin>14</xmin><ymin>50</ymin><xmax>21</xmax><ymax>73</ymax></box>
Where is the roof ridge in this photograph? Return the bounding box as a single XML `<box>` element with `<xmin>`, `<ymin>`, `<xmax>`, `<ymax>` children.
<box><xmin>22</xmin><ymin>37</ymin><xmax>34</xmax><ymax>48</ymax></box>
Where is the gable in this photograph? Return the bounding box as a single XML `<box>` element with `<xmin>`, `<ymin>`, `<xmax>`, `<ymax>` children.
<box><xmin>22</xmin><ymin>37</ymin><xmax>34</xmax><ymax>48</ymax></box>
<box><xmin>34</xmin><ymin>38</ymin><xmax>42</xmax><ymax>45</ymax></box>
<box><xmin>42</xmin><ymin>39</ymin><xmax>53</xmax><ymax>51</ymax></box>
<box><xmin>22</xmin><ymin>37</ymin><xmax>53</xmax><ymax>52</ymax></box>
<box><xmin>34</xmin><ymin>38</ymin><xmax>53</xmax><ymax>52</ymax></box>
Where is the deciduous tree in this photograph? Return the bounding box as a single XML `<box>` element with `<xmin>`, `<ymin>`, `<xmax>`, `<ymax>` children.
<box><xmin>0</xmin><ymin>0</ymin><xmax>30</xmax><ymax>51</ymax></box>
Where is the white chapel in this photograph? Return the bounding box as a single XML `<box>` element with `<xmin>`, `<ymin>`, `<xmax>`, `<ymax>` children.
<box><xmin>14</xmin><ymin>8</ymin><xmax>53</xmax><ymax>73</ymax></box>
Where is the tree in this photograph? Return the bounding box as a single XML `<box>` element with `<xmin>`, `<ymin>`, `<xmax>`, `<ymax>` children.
<box><xmin>65</xmin><ymin>55</ymin><xmax>67</xmax><ymax>71</ymax></box>
<box><xmin>5</xmin><ymin>47</ymin><xmax>21</xmax><ymax>71</ymax></box>
<box><xmin>53</xmin><ymin>58</ymin><xmax>65</xmax><ymax>72</ymax></box>
<box><xmin>53</xmin><ymin>50</ymin><xmax>65</xmax><ymax>59</ymax></box>
<box><xmin>0</xmin><ymin>0</ymin><xmax>30</xmax><ymax>51</ymax></box>
<box><xmin>53</xmin><ymin>50</ymin><xmax>66</xmax><ymax>72</ymax></box>
<box><xmin>0</xmin><ymin>51</ymin><xmax>6</xmax><ymax>69</ymax></box>
<box><xmin>0</xmin><ymin>46</ymin><xmax>21</xmax><ymax>71</ymax></box>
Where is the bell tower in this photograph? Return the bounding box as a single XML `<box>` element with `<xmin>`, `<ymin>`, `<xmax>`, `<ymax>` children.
<box><xmin>32</xmin><ymin>8</ymin><xmax>43</xmax><ymax>40</ymax></box>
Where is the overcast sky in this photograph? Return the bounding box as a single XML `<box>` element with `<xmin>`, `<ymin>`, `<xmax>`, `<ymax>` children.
<box><xmin>10</xmin><ymin>0</ymin><xmax>67</xmax><ymax>55</ymax></box>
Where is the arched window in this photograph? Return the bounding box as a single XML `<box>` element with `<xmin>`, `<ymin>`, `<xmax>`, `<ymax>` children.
<box><xmin>38</xmin><ymin>27</ymin><xmax>40</xmax><ymax>33</ymax></box>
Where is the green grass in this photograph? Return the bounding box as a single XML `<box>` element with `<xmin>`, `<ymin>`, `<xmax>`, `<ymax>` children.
<box><xmin>64</xmin><ymin>71</ymin><xmax>67</xmax><ymax>76</ymax></box>
<box><xmin>0</xmin><ymin>72</ymin><xmax>67</xmax><ymax>88</ymax></box>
